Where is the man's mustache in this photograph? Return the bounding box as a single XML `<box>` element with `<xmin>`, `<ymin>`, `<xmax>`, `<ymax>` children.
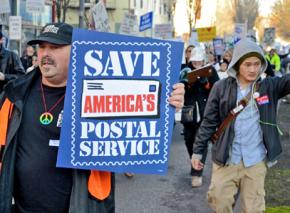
<box><xmin>40</xmin><ymin>57</ymin><xmax>55</xmax><ymax>66</ymax></box>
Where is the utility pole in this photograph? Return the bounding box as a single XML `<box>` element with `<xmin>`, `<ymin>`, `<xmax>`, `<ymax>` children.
<box><xmin>52</xmin><ymin>0</ymin><xmax>56</xmax><ymax>22</ymax></box>
<box><xmin>79</xmin><ymin>0</ymin><xmax>85</xmax><ymax>28</ymax></box>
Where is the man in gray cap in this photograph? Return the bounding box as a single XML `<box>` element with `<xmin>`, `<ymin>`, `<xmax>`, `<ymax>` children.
<box><xmin>192</xmin><ymin>38</ymin><xmax>290</xmax><ymax>212</ymax></box>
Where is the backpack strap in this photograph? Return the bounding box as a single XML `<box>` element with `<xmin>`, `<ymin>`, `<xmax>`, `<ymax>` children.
<box><xmin>211</xmin><ymin>83</ymin><xmax>259</xmax><ymax>143</ymax></box>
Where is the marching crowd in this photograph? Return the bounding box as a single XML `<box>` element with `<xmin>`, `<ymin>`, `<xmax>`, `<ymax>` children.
<box><xmin>0</xmin><ymin>21</ymin><xmax>290</xmax><ymax>213</ymax></box>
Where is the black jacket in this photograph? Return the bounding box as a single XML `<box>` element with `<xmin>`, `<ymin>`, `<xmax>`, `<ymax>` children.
<box><xmin>0</xmin><ymin>69</ymin><xmax>115</xmax><ymax>213</ymax></box>
<box><xmin>193</xmin><ymin>39</ymin><xmax>290</xmax><ymax>166</ymax></box>
<box><xmin>193</xmin><ymin>75</ymin><xmax>290</xmax><ymax>165</ymax></box>
<box><xmin>181</xmin><ymin>64</ymin><xmax>220</xmax><ymax>121</ymax></box>
<box><xmin>20</xmin><ymin>55</ymin><xmax>33</xmax><ymax>71</ymax></box>
<box><xmin>0</xmin><ymin>46</ymin><xmax>25</xmax><ymax>92</ymax></box>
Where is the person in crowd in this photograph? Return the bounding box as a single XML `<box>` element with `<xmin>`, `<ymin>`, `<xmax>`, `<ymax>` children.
<box><xmin>179</xmin><ymin>47</ymin><xmax>219</xmax><ymax>187</ymax></box>
<box><xmin>20</xmin><ymin>45</ymin><xmax>35</xmax><ymax>71</ymax></box>
<box><xmin>261</xmin><ymin>46</ymin><xmax>275</xmax><ymax>78</ymax></box>
<box><xmin>0</xmin><ymin>22</ymin><xmax>185</xmax><ymax>213</ymax></box>
<box><xmin>266</xmin><ymin>47</ymin><xmax>281</xmax><ymax>77</ymax></box>
<box><xmin>207</xmin><ymin>51</ymin><xmax>220</xmax><ymax>72</ymax></box>
<box><xmin>181</xmin><ymin>44</ymin><xmax>195</xmax><ymax>70</ymax></box>
<box><xmin>191</xmin><ymin>38</ymin><xmax>290</xmax><ymax>212</ymax></box>
<box><xmin>219</xmin><ymin>48</ymin><xmax>233</xmax><ymax>72</ymax></box>
<box><xmin>0</xmin><ymin>31</ymin><xmax>25</xmax><ymax>93</ymax></box>
<box><xmin>216</xmin><ymin>48</ymin><xmax>233</xmax><ymax>79</ymax></box>
<box><xmin>279</xmin><ymin>48</ymin><xmax>290</xmax><ymax>75</ymax></box>
<box><xmin>26</xmin><ymin>55</ymin><xmax>38</xmax><ymax>73</ymax></box>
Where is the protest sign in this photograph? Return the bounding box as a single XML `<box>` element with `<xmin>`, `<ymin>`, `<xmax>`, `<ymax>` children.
<box><xmin>0</xmin><ymin>0</ymin><xmax>10</xmax><ymax>14</ymax></box>
<box><xmin>57</xmin><ymin>29</ymin><xmax>183</xmax><ymax>174</ymax></box>
<box><xmin>9</xmin><ymin>16</ymin><xmax>22</xmax><ymax>40</ymax></box>
<box><xmin>233</xmin><ymin>23</ymin><xmax>247</xmax><ymax>44</ymax></box>
<box><xmin>154</xmin><ymin>23</ymin><xmax>173</xmax><ymax>39</ymax></box>
<box><xmin>263</xmin><ymin>27</ymin><xmax>275</xmax><ymax>46</ymax></box>
<box><xmin>119</xmin><ymin>12</ymin><xmax>138</xmax><ymax>35</ymax></box>
<box><xmin>139</xmin><ymin>11</ymin><xmax>153</xmax><ymax>32</ymax></box>
<box><xmin>26</xmin><ymin>0</ymin><xmax>45</xmax><ymax>13</ymax></box>
<box><xmin>213</xmin><ymin>38</ymin><xmax>224</xmax><ymax>56</ymax></box>
<box><xmin>89</xmin><ymin>1</ymin><xmax>110</xmax><ymax>32</ymax></box>
<box><xmin>196</xmin><ymin>27</ymin><xmax>216</xmax><ymax>42</ymax></box>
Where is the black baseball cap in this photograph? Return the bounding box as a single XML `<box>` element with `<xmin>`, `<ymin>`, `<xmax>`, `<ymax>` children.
<box><xmin>28</xmin><ymin>22</ymin><xmax>73</xmax><ymax>45</ymax></box>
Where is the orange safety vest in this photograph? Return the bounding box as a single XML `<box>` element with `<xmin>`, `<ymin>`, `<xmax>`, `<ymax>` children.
<box><xmin>0</xmin><ymin>98</ymin><xmax>111</xmax><ymax>200</ymax></box>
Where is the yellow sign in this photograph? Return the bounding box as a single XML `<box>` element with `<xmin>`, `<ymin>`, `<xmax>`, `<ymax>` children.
<box><xmin>196</xmin><ymin>27</ymin><xmax>216</xmax><ymax>42</ymax></box>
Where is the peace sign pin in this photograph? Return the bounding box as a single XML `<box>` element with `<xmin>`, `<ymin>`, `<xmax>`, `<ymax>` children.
<box><xmin>40</xmin><ymin>112</ymin><xmax>54</xmax><ymax>125</ymax></box>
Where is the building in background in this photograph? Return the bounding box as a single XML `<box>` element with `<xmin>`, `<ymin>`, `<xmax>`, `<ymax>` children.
<box><xmin>64</xmin><ymin>0</ymin><xmax>174</xmax><ymax>37</ymax></box>
<box><xmin>0</xmin><ymin>0</ymin><xmax>52</xmax><ymax>54</ymax></box>
<box><xmin>1</xmin><ymin>0</ymin><xmax>174</xmax><ymax>53</ymax></box>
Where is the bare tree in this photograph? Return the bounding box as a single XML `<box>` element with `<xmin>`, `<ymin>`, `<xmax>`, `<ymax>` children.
<box><xmin>56</xmin><ymin>0</ymin><xmax>72</xmax><ymax>23</ymax></box>
<box><xmin>215</xmin><ymin>0</ymin><xmax>235</xmax><ymax>36</ymax></box>
<box><xmin>270</xmin><ymin>0</ymin><xmax>290</xmax><ymax>42</ymax></box>
<box><xmin>233</xmin><ymin>0</ymin><xmax>259</xmax><ymax>29</ymax></box>
<box><xmin>186</xmin><ymin>0</ymin><xmax>202</xmax><ymax>36</ymax></box>
<box><xmin>215</xmin><ymin>0</ymin><xmax>259</xmax><ymax>36</ymax></box>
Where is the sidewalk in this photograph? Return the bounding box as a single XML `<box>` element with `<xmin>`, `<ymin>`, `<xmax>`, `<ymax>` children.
<box><xmin>264</xmin><ymin>97</ymin><xmax>290</xmax><ymax>211</ymax></box>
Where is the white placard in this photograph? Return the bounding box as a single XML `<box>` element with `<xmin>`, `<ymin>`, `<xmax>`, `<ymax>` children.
<box><xmin>119</xmin><ymin>13</ymin><xmax>138</xmax><ymax>35</ymax></box>
<box><xmin>90</xmin><ymin>1</ymin><xmax>111</xmax><ymax>32</ymax></box>
<box><xmin>0</xmin><ymin>0</ymin><xmax>11</xmax><ymax>14</ymax></box>
<box><xmin>9</xmin><ymin>16</ymin><xmax>22</xmax><ymax>40</ymax></box>
<box><xmin>154</xmin><ymin>24</ymin><xmax>173</xmax><ymax>39</ymax></box>
<box><xmin>26</xmin><ymin>0</ymin><xmax>45</xmax><ymax>13</ymax></box>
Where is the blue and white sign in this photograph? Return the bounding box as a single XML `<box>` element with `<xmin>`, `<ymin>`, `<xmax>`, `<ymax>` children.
<box><xmin>213</xmin><ymin>38</ymin><xmax>224</xmax><ymax>56</ymax></box>
<box><xmin>233</xmin><ymin>23</ymin><xmax>247</xmax><ymax>44</ymax></box>
<box><xmin>56</xmin><ymin>29</ymin><xmax>184</xmax><ymax>174</ymax></box>
<box><xmin>139</xmin><ymin>11</ymin><xmax>153</xmax><ymax>32</ymax></box>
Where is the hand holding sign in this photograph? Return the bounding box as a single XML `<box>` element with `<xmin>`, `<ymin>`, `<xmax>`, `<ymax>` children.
<box><xmin>169</xmin><ymin>83</ymin><xmax>185</xmax><ymax>111</ymax></box>
<box><xmin>186</xmin><ymin>64</ymin><xmax>213</xmax><ymax>84</ymax></box>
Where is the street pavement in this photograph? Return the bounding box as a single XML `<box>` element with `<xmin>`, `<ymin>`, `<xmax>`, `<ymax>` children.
<box><xmin>116</xmin><ymin>122</ymin><xmax>215</xmax><ymax>213</ymax></box>
<box><xmin>116</xmin><ymin>98</ymin><xmax>290</xmax><ymax>212</ymax></box>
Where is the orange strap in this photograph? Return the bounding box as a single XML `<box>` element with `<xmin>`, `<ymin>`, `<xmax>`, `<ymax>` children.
<box><xmin>0</xmin><ymin>99</ymin><xmax>14</xmax><ymax>146</ymax></box>
<box><xmin>88</xmin><ymin>170</ymin><xmax>111</xmax><ymax>200</ymax></box>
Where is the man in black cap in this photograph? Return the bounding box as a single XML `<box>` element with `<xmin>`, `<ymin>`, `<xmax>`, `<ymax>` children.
<box><xmin>0</xmin><ymin>31</ymin><xmax>25</xmax><ymax>93</ymax></box>
<box><xmin>0</xmin><ymin>22</ymin><xmax>185</xmax><ymax>213</ymax></box>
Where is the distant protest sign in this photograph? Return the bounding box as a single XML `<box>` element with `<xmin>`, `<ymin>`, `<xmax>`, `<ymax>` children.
<box><xmin>9</xmin><ymin>16</ymin><xmax>22</xmax><ymax>40</ymax></box>
<box><xmin>213</xmin><ymin>38</ymin><xmax>224</xmax><ymax>56</ymax></box>
<box><xmin>119</xmin><ymin>12</ymin><xmax>138</xmax><ymax>35</ymax></box>
<box><xmin>89</xmin><ymin>0</ymin><xmax>110</xmax><ymax>32</ymax></box>
<box><xmin>196</xmin><ymin>27</ymin><xmax>216</xmax><ymax>42</ymax></box>
<box><xmin>233</xmin><ymin>23</ymin><xmax>247</xmax><ymax>44</ymax></box>
<box><xmin>139</xmin><ymin>11</ymin><xmax>153</xmax><ymax>32</ymax></box>
<box><xmin>263</xmin><ymin>27</ymin><xmax>275</xmax><ymax>46</ymax></box>
<box><xmin>57</xmin><ymin>29</ymin><xmax>183</xmax><ymax>174</ymax></box>
<box><xmin>26</xmin><ymin>0</ymin><xmax>45</xmax><ymax>13</ymax></box>
<box><xmin>0</xmin><ymin>0</ymin><xmax>10</xmax><ymax>14</ymax></box>
<box><xmin>154</xmin><ymin>24</ymin><xmax>173</xmax><ymax>39</ymax></box>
